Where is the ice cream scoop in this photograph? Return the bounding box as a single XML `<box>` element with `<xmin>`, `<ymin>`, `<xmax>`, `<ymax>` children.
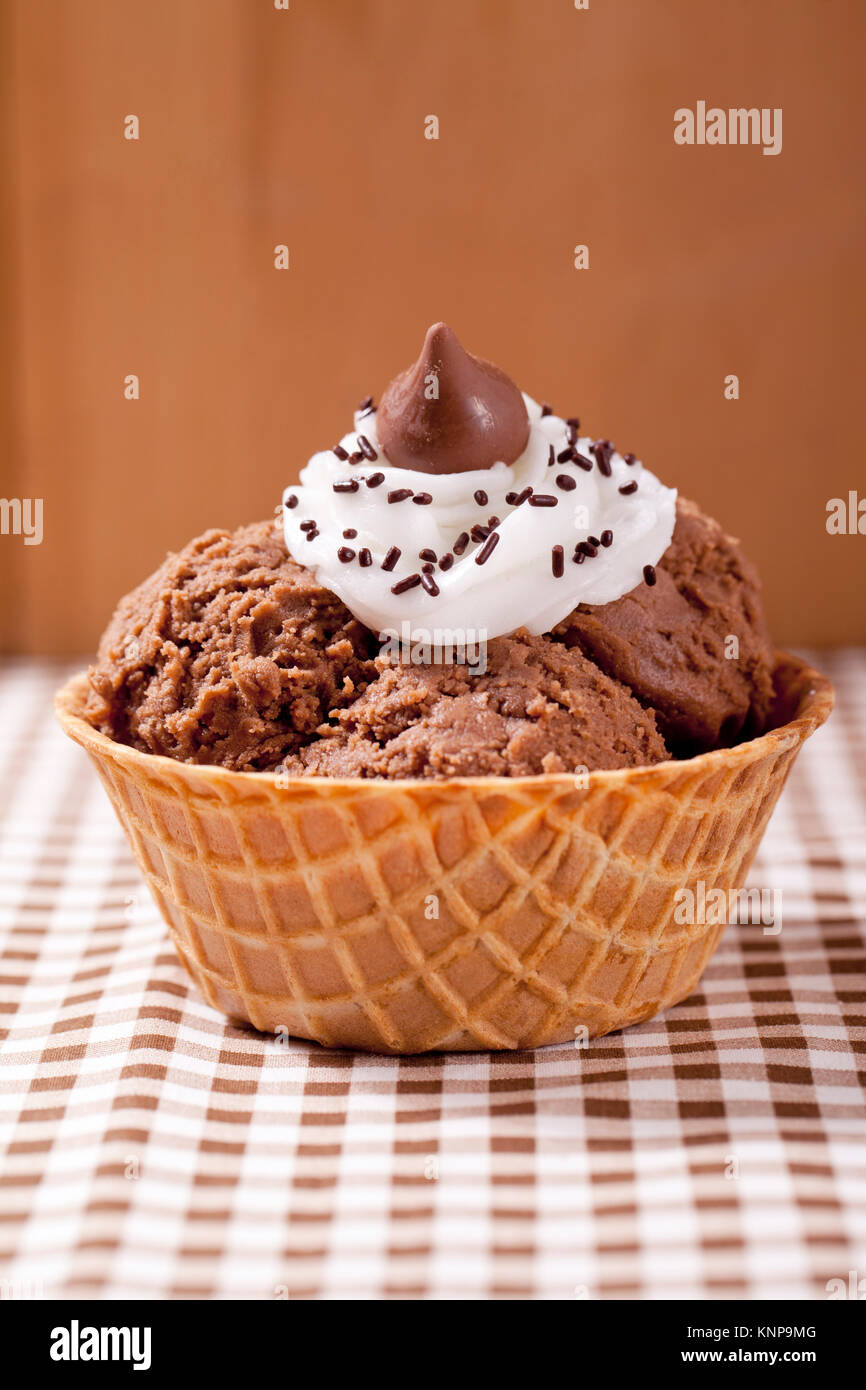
<box><xmin>377</xmin><ymin>323</ymin><xmax>530</xmax><ymax>474</ymax></box>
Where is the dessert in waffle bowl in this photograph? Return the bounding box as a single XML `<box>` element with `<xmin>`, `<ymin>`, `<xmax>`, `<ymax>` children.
<box><xmin>56</xmin><ymin>326</ymin><xmax>833</xmax><ymax>1051</ymax></box>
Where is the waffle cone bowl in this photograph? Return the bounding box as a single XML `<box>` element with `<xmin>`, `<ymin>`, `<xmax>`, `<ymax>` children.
<box><xmin>56</xmin><ymin>654</ymin><xmax>832</xmax><ymax>1052</ymax></box>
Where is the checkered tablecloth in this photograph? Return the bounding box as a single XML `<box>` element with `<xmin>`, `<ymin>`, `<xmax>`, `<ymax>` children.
<box><xmin>1</xmin><ymin>654</ymin><xmax>864</xmax><ymax>1301</ymax></box>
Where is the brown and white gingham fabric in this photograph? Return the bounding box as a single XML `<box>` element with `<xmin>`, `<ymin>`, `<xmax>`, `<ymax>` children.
<box><xmin>1</xmin><ymin>654</ymin><xmax>864</xmax><ymax>1300</ymax></box>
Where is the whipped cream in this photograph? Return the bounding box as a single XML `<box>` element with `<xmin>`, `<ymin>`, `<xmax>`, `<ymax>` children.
<box><xmin>282</xmin><ymin>396</ymin><xmax>676</xmax><ymax>640</ymax></box>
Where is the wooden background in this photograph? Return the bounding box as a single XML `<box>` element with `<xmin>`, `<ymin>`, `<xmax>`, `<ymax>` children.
<box><xmin>2</xmin><ymin>0</ymin><xmax>864</xmax><ymax>653</ymax></box>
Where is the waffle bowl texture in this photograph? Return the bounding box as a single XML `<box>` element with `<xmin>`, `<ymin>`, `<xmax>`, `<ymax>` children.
<box><xmin>56</xmin><ymin>654</ymin><xmax>832</xmax><ymax>1052</ymax></box>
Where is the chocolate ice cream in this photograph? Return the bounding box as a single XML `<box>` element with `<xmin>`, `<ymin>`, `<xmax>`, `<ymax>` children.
<box><xmin>556</xmin><ymin>497</ymin><xmax>776</xmax><ymax>754</ymax></box>
<box><xmin>84</xmin><ymin>325</ymin><xmax>779</xmax><ymax>778</ymax></box>
<box><xmin>286</xmin><ymin>633</ymin><xmax>668</xmax><ymax>779</ymax></box>
<box><xmin>85</xmin><ymin>520</ymin><xmax>376</xmax><ymax>770</ymax></box>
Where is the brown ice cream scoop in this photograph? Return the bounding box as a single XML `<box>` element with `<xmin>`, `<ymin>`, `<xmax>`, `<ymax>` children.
<box><xmin>377</xmin><ymin>322</ymin><xmax>530</xmax><ymax>474</ymax></box>
<box><xmin>554</xmin><ymin>497</ymin><xmax>777</xmax><ymax>755</ymax></box>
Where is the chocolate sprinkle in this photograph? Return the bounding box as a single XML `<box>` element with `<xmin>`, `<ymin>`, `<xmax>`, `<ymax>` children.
<box><xmin>412</xmin><ymin>492</ymin><xmax>433</xmax><ymax>505</ymax></box>
<box><xmin>357</xmin><ymin>395</ymin><xmax>374</xmax><ymax>412</ymax></box>
<box><xmin>515</xmin><ymin>487</ymin><xmax>533</xmax><ymax>505</ymax></box>
<box><xmin>419</xmin><ymin>548</ymin><xmax>437</xmax><ymax>562</ymax></box>
<box><xmin>343</xmin><ymin>528</ymin><xmax>357</xmax><ymax>538</ymax></box>
<box><xmin>528</xmin><ymin>493</ymin><xmax>557</xmax><ymax>507</ymax></box>
<box><xmin>548</xmin><ymin>444</ymin><xmax>555</xmax><ymax>467</ymax></box>
<box><xmin>391</xmin><ymin>573</ymin><xmax>421</xmax><ymax>594</ymax></box>
<box><xmin>643</xmin><ymin>564</ymin><xmax>657</xmax><ymax>586</ymax></box>
<box><xmin>284</xmin><ymin>495</ymin><xmax>299</xmax><ymax>509</ymax></box>
<box><xmin>337</xmin><ymin>546</ymin><xmax>356</xmax><ymax>563</ymax></box>
<box><xmin>624</xmin><ymin>453</ymin><xmax>637</xmax><ymax>466</ymax></box>
<box><xmin>421</xmin><ymin>561</ymin><xmax>434</xmax><ymax>573</ymax></box>
<box><xmin>487</xmin><ymin>515</ymin><xmax>500</xmax><ymax>529</ymax></box>
<box><xmin>475</xmin><ymin>532</ymin><xmax>500</xmax><ymax>565</ymax></box>
<box><xmin>381</xmin><ymin>546</ymin><xmax>401</xmax><ymax>572</ymax></box>
<box><xmin>578</xmin><ymin>540</ymin><xmax>598</xmax><ymax>558</ymax></box>
<box><xmin>540</xmin><ymin>403</ymin><xmax>553</xmax><ymax>417</ymax></box>
<box><xmin>439</xmin><ymin>553</ymin><xmax>454</xmax><ymax>571</ymax></box>
<box><xmin>332</xmin><ymin>444</ymin><xmax>349</xmax><ymax>461</ymax></box>
<box><xmin>349</xmin><ymin>451</ymin><xmax>364</xmax><ymax>464</ymax></box>
<box><xmin>592</xmin><ymin>441</ymin><xmax>613</xmax><ymax>476</ymax></box>
<box><xmin>552</xmin><ymin>545</ymin><xmax>564</xmax><ymax>578</ymax></box>
<box><xmin>619</xmin><ymin>481</ymin><xmax>638</xmax><ymax>495</ymax></box>
<box><xmin>305</xmin><ymin>528</ymin><xmax>318</xmax><ymax>542</ymax></box>
<box><xmin>557</xmin><ymin>446</ymin><xmax>575</xmax><ymax>463</ymax></box>
<box><xmin>357</xmin><ymin>434</ymin><xmax>377</xmax><ymax>461</ymax></box>
<box><xmin>471</xmin><ymin>524</ymin><xmax>490</xmax><ymax>543</ymax></box>
<box><xmin>573</xmin><ymin>548</ymin><xmax>585</xmax><ymax>564</ymax></box>
<box><xmin>556</xmin><ymin>474</ymin><xmax>577</xmax><ymax>491</ymax></box>
<box><xmin>299</xmin><ymin>520</ymin><xmax>316</xmax><ymax>532</ymax></box>
<box><xmin>505</xmin><ymin>491</ymin><xmax>518</xmax><ymax>505</ymax></box>
<box><xmin>453</xmin><ymin>532</ymin><xmax>470</xmax><ymax>555</ymax></box>
<box><xmin>600</xmin><ymin>529</ymin><xmax>613</xmax><ymax>547</ymax></box>
<box><xmin>388</xmin><ymin>488</ymin><xmax>413</xmax><ymax>503</ymax></box>
<box><xmin>359</xmin><ymin>548</ymin><xmax>372</xmax><ymax>566</ymax></box>
<box><xmin>588</xmin><ymin>535</ymin><xmax>600</xmax><ymax>547</ymax></box>
<box><xmin>333</xmin><ymin>479</ymin><xmax>359</xmax><ymax>493</ymax></box>
<box><xmin>420</xmin><ymin>570</ymin><xmax>440</xmax><ymax>596</ymax></box>
<box><xmin>474</xmin><ymin>489</ymin><xmax>488</xmax><ymax>506</ymax></box>
<box><xmin>366</xmin><ymin>472</ymin><xmax>385</xmax><ymax>488</ymax></box>
<box><xmin>573</xmin><ymin>452</ymin><xmax>593</xmax><ymax>472</ymax></box>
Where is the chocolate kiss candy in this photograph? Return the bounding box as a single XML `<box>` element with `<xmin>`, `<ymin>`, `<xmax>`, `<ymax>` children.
<box><xmin>377</xmin><ymin>323</ymin><xmax>530</xmax><ymax>475</ymax></box>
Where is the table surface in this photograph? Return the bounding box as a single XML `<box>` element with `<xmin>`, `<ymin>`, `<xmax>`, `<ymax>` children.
<box><xmin>1</xmin><ymin>653</ymin><xmax>864</xmax><ymax>1301</ymax></box>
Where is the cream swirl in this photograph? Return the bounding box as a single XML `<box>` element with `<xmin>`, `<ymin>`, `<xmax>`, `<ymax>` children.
<box><xmin>282</xmin><ymin>395</ymin><xmax>676</xmax><ymax>639</ymax></box>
